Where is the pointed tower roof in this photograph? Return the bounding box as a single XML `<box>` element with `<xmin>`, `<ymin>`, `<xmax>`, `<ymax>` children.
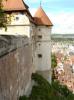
<box><xmin>34</xmin><ymin>6</ymin><xmax>53</xmax><ymax>26</ymax></box>
<box><xmin>2</xmin><ymin>0</ymin><xmax>28</xmax><ymax>11</ymax></box>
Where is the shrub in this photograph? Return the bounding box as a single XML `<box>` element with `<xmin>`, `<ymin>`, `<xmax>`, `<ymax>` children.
<box><xmin>19</xmin><ymin>73</ymin><xmax>74</xmax><ymax>100</ymax></box>
<box><xmin>19</xmin><ymin>95</ymin><xmax>28</xmax><ymax>100</ymax></box>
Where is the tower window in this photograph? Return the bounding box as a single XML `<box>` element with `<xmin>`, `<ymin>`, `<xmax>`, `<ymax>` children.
<box><xmin>16</xmin><ymin>17</ymin><xmax>19</xmax><ymax>20</ymax></box>
<box><xmin>38</xmin><ymin>54</ymin><xmax>42</xmax><ymax>58</ymax></box>
<box><xmin>38</xmin><ymin>35</ymin><xmax>42</xmax><ymax>39</ymax></box>
<box><xmin>20</xmin><ymin>12</ymin><xmax>24</xmax><ymax>15</ymax></box>
<box><xmin>39</xmin><ymin>43</ymin><xmax>41</xmax><ymax>46</ymax></box>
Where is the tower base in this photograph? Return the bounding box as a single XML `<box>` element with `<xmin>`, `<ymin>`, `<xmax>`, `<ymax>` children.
<box><xmin>37</xmin><ymin>70</ymin><xmax>52</xmax><ymax>83</ymax></box>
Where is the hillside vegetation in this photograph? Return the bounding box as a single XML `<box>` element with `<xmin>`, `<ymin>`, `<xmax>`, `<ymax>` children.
<box><xmin>19</xmin><ymin>73</ymin><xmax>74</xmax><ymax>100</ymax></box>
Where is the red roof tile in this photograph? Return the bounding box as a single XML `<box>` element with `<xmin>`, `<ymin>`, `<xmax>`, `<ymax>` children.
<box><xmin>2</xmin><ymin>0</ymin><xmax>28</xmax><ymax>11</ymax></box>
<box><xmin>34</xmin><ymin>6</ymin><xmax>53</xmax><ymax>26</ymax></box>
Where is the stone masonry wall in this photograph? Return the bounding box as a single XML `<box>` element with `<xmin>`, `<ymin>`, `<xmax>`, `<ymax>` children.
<box><xmin>0</xmin><ymin>36</ymin><xmax>33</xmax><ymax>100</ymax></box>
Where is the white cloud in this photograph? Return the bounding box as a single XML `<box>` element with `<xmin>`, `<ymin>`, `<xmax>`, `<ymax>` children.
<box><xmin>29</xmin><ymin>8</ymin><xmax>37</xmax><ymax>16</ymax></box>
<box><xmin>48</xmin><ymin>12</ymin><xmax>74</xmax><ymax>34</ymax></box>
<box><xmin>30</xmin><ymin>8</ymin><xmax>74</xmax><ymax>34</ymax></box>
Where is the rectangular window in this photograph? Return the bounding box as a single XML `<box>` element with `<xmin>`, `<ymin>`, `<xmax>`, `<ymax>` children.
<box><xmin>38</xmin><ymin>54</ymin><xmax>42</xmax><ymax>58</ymax></box>
<box><xmin>38</xmin><ymin>35</ymin><xmax>42</xmax><ymax>39</ymax></box>
<box><xmin>16</xmin><ymin>17</ymin><xmax>19</xmax><ymax>21</ymax></box>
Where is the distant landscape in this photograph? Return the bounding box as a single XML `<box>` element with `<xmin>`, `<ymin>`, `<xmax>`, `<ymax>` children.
<box><xmin>51</xmin><ymin>34</ymin><xmax>74</xmax><ymax>43</ymax></box>
<box><xmin>52</xmin><ymin>33</ymin><xmax>74</xmax><ymax>92</ymax></box>
<box><xmin>52</xmin><ymin>34</ymin><xmax>74</xmax><ymax>39</ymax></box>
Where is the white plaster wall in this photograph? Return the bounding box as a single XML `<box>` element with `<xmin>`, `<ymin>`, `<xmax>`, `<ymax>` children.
<box><xmin>34</xmin><ymin>26</ymin><xmax>52</xmax><ymax>71</ymax></box>
<box><xmin>35</xmin><ymin>42</ymin><xmax>51</xmax><ymax>71</ymax></box>
<box><xmin>7</xmin><ymin>13</ymin><xmax>30</xmax><ymax>25</ymax></box>
<box><xmin>0</xmin><ymin>26</ymin><xmax>31</xmax><ymax>37</ymax></box>
<box><xmin>0</xmin><ymin>13</ymin><xmax>31</xmax><ymax>38</ymax></box>
<box><xmin>36</xmin><ymin>26</ymin><xmax>51</xmax><ymax>41</ymax></box>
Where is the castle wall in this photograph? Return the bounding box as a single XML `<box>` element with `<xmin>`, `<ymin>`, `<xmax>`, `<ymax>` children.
<box><xmin>0</xmin><ymin>36</ymin><xmax>33</xmax><ymax>100</ymax></box>
<box><xmin>35</xmin><ymin>42</ymin><xmax>51</xmax><ymax>71</ymax></box>
<box><xmin>30</xmin><ymin>24</ymin><xmax>37</xmax><ymax>73</ymax></box>
<box><xmin>33</xmin><ymin>26</ymin><xmax>52</xmax><ymax>82</ymax></box>
<box><xmin>36</xmin><ymin>26</ymin><xmax>51</xmax><ymax>41</ymax></box>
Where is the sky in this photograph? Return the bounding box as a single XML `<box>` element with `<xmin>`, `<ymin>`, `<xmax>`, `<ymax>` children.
<box><xmin>24</xmin><ymin>0</ymin><xmax>74</xmax><ymax>34</ymax></box>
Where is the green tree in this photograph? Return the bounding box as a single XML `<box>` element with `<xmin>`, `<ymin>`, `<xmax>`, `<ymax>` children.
<box><xmin>51</xmin><ymin>53</ymin><xmax>57</xmax><ymax>68</ymax></box>
<box><xmin>51</xmin><ymin>53</ymin><xmax>57</xmax><ymax>80</ymax></box>
<box><xmin>0</xmin><ymin>0</ymin><xmax>7</xmax><ymax>28</ymax></box>
<box><xmin>19</xmin><ymin>73</ymin><xmax>74</xmax><ymax>100</ymax></box>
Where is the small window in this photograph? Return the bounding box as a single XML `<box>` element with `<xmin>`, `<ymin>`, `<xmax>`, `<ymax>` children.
<box><xmin>38</xmin><ymin>35</ymin><xmax>42</xmax><ymax>39</ymax></box>
<box><xmin>39</xmin><ymin>44</ymin><xmax>41</xmax><ymax>46</ymax></box>
<box><xmin>16</xmin><ymin>17</ymin><xmax>19</xmax><ymax>20</ymax></box>
<box><xmin>32</xmin><ymin>36</ymin><xmax>34</xmax><ymax>39</ymax></box>
<box><xmin>38</xmin><ymin>54</ymin><xmax>42</xmax><ymax>58</ymax></box>
<box><xmin>20</xmin><ymin>12</ymin><xmax>24</xmax><ymax>15</ymax></box>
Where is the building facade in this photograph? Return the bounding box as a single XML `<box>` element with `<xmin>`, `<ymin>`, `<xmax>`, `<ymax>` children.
<box><xmin>0</xmin><ymin>0</ymin><xmax>53</xmax><ymax>99</ymax></box>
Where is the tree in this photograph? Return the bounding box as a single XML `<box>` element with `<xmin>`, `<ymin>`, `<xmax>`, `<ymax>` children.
<box><xmin>0</xmin><ymin>0</ymin><xmax>7</xmax><ymax>28</ymax></box>
<box><xmin>51</xmin><ymin>53</ymin><xmax>57</xmax><ymax>68</ymax></box>
<box><xmin>51</xmin><ymin>53</ymin><xmax>57</xmax><ymax>80</ymax></box>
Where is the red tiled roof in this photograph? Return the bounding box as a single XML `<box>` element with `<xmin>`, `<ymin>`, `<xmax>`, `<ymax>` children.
<box><xmin>34</xmin><ymin>6</ymin><xmax>53</xmax><ymax>26</ymax></box>
<box><xmin>2</xmin><ymin>0</ymin><xmax>28</xmax><ymax>11</ymax></box>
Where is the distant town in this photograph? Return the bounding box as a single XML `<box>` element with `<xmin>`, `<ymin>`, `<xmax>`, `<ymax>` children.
<box><xmin>52</xmin><ymin>34</ymin><xmax>74</xmax><ymax>92</ymax></box>
<box><xmin>52</xmin><ymin>34</ymin><xmax>74</xmax><ymax>38</ymax></box>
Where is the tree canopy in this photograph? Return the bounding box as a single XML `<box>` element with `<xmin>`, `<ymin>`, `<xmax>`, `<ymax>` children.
<box><xmin>0</xmin><ymin>0</ymin><xmax>7</xmax><ymax>28</ymax></box>
<box><xmin>51</xmin><ymin>53</ymin><xmax>57</xmax><ymax>68</ymax></box>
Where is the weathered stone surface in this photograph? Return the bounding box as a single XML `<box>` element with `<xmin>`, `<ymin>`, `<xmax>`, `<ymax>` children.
<box><xmin>0</xmin><ymin>35</ymin><xmax>33</xmax><ymax>100</ymax></box>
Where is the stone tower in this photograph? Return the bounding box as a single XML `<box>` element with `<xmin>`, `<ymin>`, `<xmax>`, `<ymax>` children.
<box><xmin>34</xmin><ymin>6</ymin><xmax>53</xmax><ymax>82</ymax></box>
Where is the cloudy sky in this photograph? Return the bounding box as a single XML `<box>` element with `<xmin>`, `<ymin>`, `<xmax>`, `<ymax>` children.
<box><xmin>25</xmin><ymin>0</ymin><xmax>74</xmax><ymax>34</ymax></box>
